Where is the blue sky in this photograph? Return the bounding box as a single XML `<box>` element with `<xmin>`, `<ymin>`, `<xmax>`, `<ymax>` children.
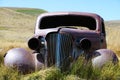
<box><xmin>0</xmin><ymin>0</ymin><xmax>120</xmax><ymax>21</ymax></box>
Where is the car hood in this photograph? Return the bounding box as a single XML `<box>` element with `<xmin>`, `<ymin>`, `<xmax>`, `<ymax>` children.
<box><xmin>35</xmin><ymin>28</ymin><xmax>100</xmax><ymax>38</ymax></box>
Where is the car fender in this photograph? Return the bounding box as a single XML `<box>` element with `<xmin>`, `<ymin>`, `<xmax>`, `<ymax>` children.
<box><xmin>92</xmin><ymin>49</ymin><xmax>119</xmax><ymax>68</ymax></box>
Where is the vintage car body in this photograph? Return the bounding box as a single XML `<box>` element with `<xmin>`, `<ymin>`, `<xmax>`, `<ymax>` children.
<box><xmin>4</xmin><ymin>12</ymin><xmax>118</xmax><ymax>72</ymax></box>
<box><xmin>28</xmin><ymin>12</ymin><xmax>107</xmax><ymax>67</ymax></box>
<box><xmin>35</xmin><ymin>12</ymin><xmax>106</xmax><ymax>49</ymax></box>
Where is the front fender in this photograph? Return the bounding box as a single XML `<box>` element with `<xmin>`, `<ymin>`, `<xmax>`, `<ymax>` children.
<box><xmin>4</xmin><ymin>48</ymin><xmax>35</xmax><ymax>73</ymax></box>
<box><xmin>92</xmin><ymin>49</ymin><xmax>119</xmax><ymax>68</ymax></box>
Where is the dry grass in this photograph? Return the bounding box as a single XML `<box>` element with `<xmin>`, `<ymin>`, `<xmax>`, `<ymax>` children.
<box><xmin>0</xmin><ymin>7</ymin><xmax>120</xmax><ymax>80</ymax></box>
<box><xmin>0</xmin><ymin>7</ymin><xmax>36</xmax><ymax>57</ymax></box>
<box><xmin>105</xmin><ymin>23</ymin><xmax>120</xmax><ymax>56</ymax></box>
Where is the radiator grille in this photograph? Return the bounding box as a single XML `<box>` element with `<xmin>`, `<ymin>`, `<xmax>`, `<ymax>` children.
<box><xmin>46</xmin><ymin>32</ymin><xmax>73</xmax><ymax>69</ymax></box>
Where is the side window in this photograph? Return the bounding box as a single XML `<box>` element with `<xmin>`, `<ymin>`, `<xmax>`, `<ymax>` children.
<box><xmin>101</xmin><ymin>21</ymin><xmax>106</xmax><ymax>37</ymax></box>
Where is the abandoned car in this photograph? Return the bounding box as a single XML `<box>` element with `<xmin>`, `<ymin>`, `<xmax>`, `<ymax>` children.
<box><xmin>4</xmin><ymin>12</ymin><xmax>118</xmax><ymax>72</ymax></box>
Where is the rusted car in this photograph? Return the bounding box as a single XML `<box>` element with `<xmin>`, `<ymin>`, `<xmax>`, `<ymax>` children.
<box><xmin>4</xmin><ymin>12</ymin><xmax>118</xmax><ymax>72</ymax></box>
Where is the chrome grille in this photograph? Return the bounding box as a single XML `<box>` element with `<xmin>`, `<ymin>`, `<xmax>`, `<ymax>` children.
<box><xmin>46</xmin><ymin>32</ymin><xmax>73</xmax><ymax>69</ymax></box>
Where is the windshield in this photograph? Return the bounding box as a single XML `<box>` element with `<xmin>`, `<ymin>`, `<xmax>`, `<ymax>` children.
<box><xmin>39</xmin><ymin>15</ymin><xmax>96</xmax><ymax>30</ymax></box>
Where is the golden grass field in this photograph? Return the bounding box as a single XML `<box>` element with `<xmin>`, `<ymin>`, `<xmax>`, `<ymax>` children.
<box><xmin>0</xmin><ymin>8</ymin><xmax>35</xmax><ymax>59</ymax></box>
<box><xmin>105</xmin><ymin>21</ymin><xmax>120</xmax><ymax>57</ymax></box>
<box><xmin>0</xmin><ymin>7</ymin><xmax>120</xmax><ymax>80</ymax></box>
<box><xmin>0</xmin><ymin>8</ymin><xmax>120</xmax><ymax>55</ymax></box>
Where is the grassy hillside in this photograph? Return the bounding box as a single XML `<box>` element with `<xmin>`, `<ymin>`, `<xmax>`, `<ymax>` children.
<box><xmin>105</xmin><ymin>20</ymin><xmax>120</xmax><ymax>53</ymax></box>
<box><xmin>0</xmin><ymin>7</ymin><xmax>46</xmax><ymax>41</ymax></box>
<box><xmin>9</xmin><ymin>7</ymin><xmax>47</xmax><ymax>16</ymax></box>
<box><xmin>0</xmin><ymin>7</ymin><xmax>47</xmax><ymax>63</ymax></box>
<box><xmin>0</xmin><ymin>7</ymin><xmax>120</xmax><ymax>80</ymax></box>
<box><xmin>105</xmin><ymin>20</ymin><xmax>120</xmax><ymax>27</ymax></box>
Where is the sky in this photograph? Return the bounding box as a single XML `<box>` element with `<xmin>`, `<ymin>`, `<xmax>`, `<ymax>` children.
<box><xmin>0</xmin><ymin>0</ymin><xmax>120</xmax><ymax>21</ymax></box>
